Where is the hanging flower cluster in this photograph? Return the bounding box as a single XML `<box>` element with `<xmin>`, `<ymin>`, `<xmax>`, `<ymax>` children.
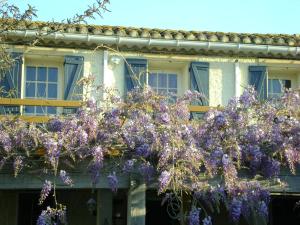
<box><xmin>0</xmin><ymin>86</ymin><xmax>300</xmax><ymax>225</ymax></box>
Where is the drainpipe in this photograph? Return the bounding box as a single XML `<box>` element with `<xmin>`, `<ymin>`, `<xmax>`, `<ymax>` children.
<box><xmin>102</xmin><ymin>50</ymin><xmax>109</xmax><ymax>99</ymax></box>
<box><xmin>7</xmin><ymin>30</ymin><xmax>300</xmax><ymax>57</ymax></box>
<box><xmin>234</xmin><ymin>60</ymin><xmax>241</xmax><ymax>97</ymax></box>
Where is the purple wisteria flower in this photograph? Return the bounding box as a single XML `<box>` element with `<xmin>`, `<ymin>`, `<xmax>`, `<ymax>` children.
<box><xmin>90</xmin><ymin>146</ymin><xmax>104</xmax><ymax>185</ymax></box>
<box><xmin>48</xmin><ymin>118</ymin><xmax>63</xmax><ymax>132</ymax></box>
<box><xmin>43</xmin><ymin>137</ymin><xmax>60</xmax><ymax>168</ymax></box>
<box><xmin>77</xmin><ymin>128</ymin><xmax>88</xmax><ymax>145</ymax></box>
<box><xmin>0</xmin><ymin>131</ymin><xmax>12</xmax><ymax>153</ymax></box>
<box><xmin>188</xmin><ymin>207</ymin><xmax>200</xmax><ymax>225</ymax></box>
<box><xmin>39</xmin><ymin>180</ymin><xmax>52</xmax><ymax>205</ymax></box>
<box><xmin>13</xmin><ymin>156</ymin><xmax>24</xmax><ymax>177</ymax></box>
<box><xmin>107</xmin><ymin>172</ymin><xmax>118</xmax><ymax>192</ymax></box>
<box><xmin>202</xmin><ymin>216</ymin><xmax>212</xmax><ymax>225</ymax></box>
<box><xmin>92</xmin><ymin>146</ymin><xmax>103</xmax><ymax>162</ymax></box>
<box><xmin>230</xmin><ymin>198</ymin><xmax>242</xmax><ymax>222</ymax></box>
<box><xmin>86</xmin><ymin>97</ymin><xmax>96</xmax><ymax>109</ymax></box>
<box><xmin>37</xmin><ymin>210</ymin><xmax>51</xmax><ymax>225</ymax></box>
<box><xmin>0</xmin><ymin>159</ymin><xmax>5</xmax><ymax>170</ymax></box>
<box><xmin>89</xmin><ymin>163</ymin><xmax>102</xmax><ymax>186</ymax></box>
<box><xmin>123</xmin><ymin>159</ymin><xmax>135</xmax><ymax>173</ymax></box>
<box><xmin>222</xmin><ymin>154</ymin><xmax>230</xmax><ymax>166</ymax></box>
<box><xmin>37</xmin><ymin>206</ymin><xmax>66</xmax><ymax>225</ymax></box>
<box><xmin>157</xmin><ymin>112</ymin><xmax>170</xmax><ymax>124</ymax></box>
<box><xmin>159</xmin><ymin>101</ymin><xmax>169</xmax><ymax>112</ymax></box>
<box><xmin>239</xmin><ymin>86</ymin><xmax>257</xmax><ymax>107</ymax></box>
<box><xmin>261</xmin><ymin>157</ymin><xmax>280</xmax><ymax>178</ymax></box>
<box><xmin>139</xmin><ymin>162</ymin><xmax>155</xmax><ymax>183</ymax></box>
<box><xmin>59</xmin><ymin>170</ymin><xmax>73</xmax><ymax>186</ymax></box>
<box><xmin>259</xmin><ymin>201</ymin><xmax>268</xmax><ymax>219</ymax></box>
<box><xmin>136</xmin><ymin>144</ymin><xmax>151</xmax><ymax>158</ymax></box>
<box><xmin>2</xmin><ymin>83</ymin><xmax>300</xmax><ymax>225</ymax></box>
<box><xmin>158</xmin><ymin>170</ymin><xmax>171</xmax><ymax>193</ymax></box>
<box><xmin>215</xmin><ymin>112</ymin><xmax>227</xmax><ymax>127</ymax></box>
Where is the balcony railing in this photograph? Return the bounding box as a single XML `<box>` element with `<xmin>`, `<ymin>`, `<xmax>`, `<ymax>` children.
<box><xmin>0</xmin><ymin>98</ymin><xmax>213</xmax><ymax>123</ymax></box>
<box><xmin>0</xmin><ymin>98</ymin><xmax>82</xmax><ymax>122</ymax></box>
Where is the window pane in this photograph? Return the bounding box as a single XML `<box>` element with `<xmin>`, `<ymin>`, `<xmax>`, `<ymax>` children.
<box><xmin>169</xmin><ymin>96</ymin><xmax>177</xmax><ymax>104</ymax></box>
<box><xmin>25</xmin><ymin>83</ymin><xmax>35</xmax><ymax>97</ymax></box>
<box><xmin>133</xmin><ymin>65</ymin><xmax>145</xmax><ymax>76</ymax></box>
<box><xmin>47</xmin><ymin>106</ymin><xmax>57</xmax><ymax>115</ymax></box>
<box><xmin>36</xmin><ymin>106</ymin><xmax>46</xmax><ymax>115</ymax></box>
<box><xmin>268</xmin><ymin>79</ymin><xmax>272</xmax><ymax>92</ymax></box>
<box><xmin>158</xmin><ymin>73</ymin><xmax>167</xmax><ymax>88</ymax></box>
<box><xmin>272</xmin><ymin>80</ymin><xmax>282</xmax><ymax>93</ymax></box>
<box><xmin>284</xmin><ymin>80</ymin><xmax>291</xmax><ymax>89</ymax></box>
<box><xmin>149</xmin><ymin>73</ymin><xmax>157</xmax><ymax>88</ymax></box>
<box><xmin>37</xmin><ymin>67</ymin><xmax>47</xmax><ymax>81</ymax></box>
<box><xmin>168</xmin><ymin>74</ymin><xmax>177</xmax><ymax>88</ymax></box>
<box><xmin>48</xmin><ymin>68</ymin><xmax>58</xmax><ymax>82</ymax></box>
<box><xmin>24</xmin><ymin>106</ymin><xmax>34</xmax><ymax>114</ymax></box>
<box><xmin>37</xmin><ymin>83</ymin><xmax>46</xmax><ymax>98</ymax></box>
<box><xmin>26</xmin><ymin>67</ymin><xmax>36</xmax><ymax>81</ymax></box>
<box><xmin>157</xmin><ymin>89</ymin><xmax>167</xmax><ymax>95</ymax></box>
<box><xmin>168</xmin><ymin>89</ymin><xmax>177</xmax><ymax>95</ymax></box>
<box><xmin>48</xmin><ymin>84</ymin><xmax>57</xmax><ymax>98</ymax></box>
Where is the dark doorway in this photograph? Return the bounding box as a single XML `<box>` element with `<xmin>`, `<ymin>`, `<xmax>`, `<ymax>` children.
<box><xmin>18</xmin><ymin>191</ymin><xmax>55</xmax><ymax>225</ymax></box>
<box><xmin>113</xmin><ymin>189</ymin><xmax>128</xmax><ymax>225</ymax></box>
<box><xmin>17</xmin><ymin>189</ymin><xmax>97</xmax><ymax>225</ymax></box>
<box><xmin>146</xmin><ymin>190</ymin><xmax>180</xmax><ymax>225</ymax></box>
<box><xmin>270</xmin><ymin>195</ymin><xmax>300</xmax><ymax>225</ymax></box>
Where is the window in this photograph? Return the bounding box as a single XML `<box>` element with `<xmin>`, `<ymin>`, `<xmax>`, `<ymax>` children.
<box><xmin>24</xmin><ymin>66</ymin><xmax>59</xmax><ymax>115</ymax></box>
<box><xmin>270</xmin><ymin>195</ymin><xmax>300</xmax><ymax>225</ymax></box>
<box><xmin>146</xmin><ymin>190</ymin><xmax>180</xmax><ymax>225</ymax></box>
<box><xmin>18</xmin><ymin>191</ymin><xmax>55</xmax><ymax>225</ymax></box>
<box><xmin>268</xmin><ymin>79</ymin><xmax>291</xmax><ymax>99</ymax></box>
<box><xmin>112</xmin><ymin>190</ymin><xmax>128</xmax><ymax>225</ymax></box>
<box><xmin>17</xmin><ymin>190</ymin><xmax>95</xmax><ymax>225</ymax></box>
<box><xmin>148</xmin><ymin>72</ymin><xmax>178</xmax><ymax>102</ymax></box>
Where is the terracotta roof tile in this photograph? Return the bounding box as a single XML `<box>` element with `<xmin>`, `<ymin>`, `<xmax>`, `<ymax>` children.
<box><xmin>3</xmin><ymin>20</ymin><xmax>300</xmax><ymax>47</ymax></box>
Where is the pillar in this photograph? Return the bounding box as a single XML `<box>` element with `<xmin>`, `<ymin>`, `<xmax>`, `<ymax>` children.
<box><xmin>97</xmin><ymin>189</ymin><xmax>113</xmax><ymax>225</ymax></box>
<box><xmin>127</xmin><ymin>180</ymin><xmax>146</xmax><ymax>225</ymax></box>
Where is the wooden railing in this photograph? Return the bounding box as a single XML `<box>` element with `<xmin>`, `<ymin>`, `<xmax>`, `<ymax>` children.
<box><xmin>0</xmin><ymin>98</ymin><xmax>82</xmax><ymax>123</ymax></box>
<box><xmin>0</xmin><ymin>98</ymin><xmax>212</xmax><ymax>123</ymax></box>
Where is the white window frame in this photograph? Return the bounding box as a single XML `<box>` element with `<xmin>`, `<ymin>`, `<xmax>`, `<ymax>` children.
<box><xmin>22</xmin><ymin>59</ymin><xmax>64</xmax><ymax>115</ymax></box>
<box><xmin>268</xmin><ymin>77</ymin><xmax>291</xmax><ymax>99</ymax></box>
<box><xmin>147</xmin><ymin>58</ymin><xmax>187</xmax><ymax>94</ymax></box>
<box><xmin>148</xmin><ymin>70</ymin><xmax>178</xmax><ymax>92</ymax></box>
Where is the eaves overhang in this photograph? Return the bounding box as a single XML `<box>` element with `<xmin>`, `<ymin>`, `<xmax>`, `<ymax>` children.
<box><xmin>3</xmin><ymin>25</ymin><xmax>300</xmax><ymax>59</ymax></box>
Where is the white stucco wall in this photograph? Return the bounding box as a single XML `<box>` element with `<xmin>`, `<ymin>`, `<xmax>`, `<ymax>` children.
<box><xmin>209</xmin><ymin>61</ymin><xmax>235</xmax><ymax>106</ymax></box>
<box><xmin>10</xmin><ymin>46</ymin><xmax>300</xmax><ymax>107</ymax></box>
<box><xmin>105</xmin><ymin>53</ymin><xmax>126</xmax><ymax>97</ymax></box>
<box><xmin>107</xmin><ymin>53</ymin><xmax>239</xmax><ymax>106</ymax></box>
<box><xmin>106</xmin><ymin>53</ymin><xmax>300</xmax><ymax>106</ymax></box>
<box><xmin>238</xmin><ymin>58</ymin><xmax>300</xmax><ymax>96</ymax></box>
<box><xmin>12</xmin><ymin>45</ymin><xmax>104</xmax><ymax>100</ymax></box>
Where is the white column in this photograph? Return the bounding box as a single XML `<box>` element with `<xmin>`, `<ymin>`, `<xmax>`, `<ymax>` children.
<box><xmin>102</xmin><ymin>50</ymin><xmax>109</xmax><ymax>86</ymax></box>
<box><xmin>296</xmin><ymin>73</ymin><xmax>300</xmax><ymax>88</ymax></box>
<box><xmin>234</xmin><ymin>60</ymin><xmax>241</xmax><ymax>97</ymax></box>
<box><xmin>97</xmin><ymin>189</ymin><xmax>113</xmax><ymax>225</ymax></box>
<box><xmin>127</xmin><ymin>180</ymin><xmax>146</xmax><ymax>225</ymax></box>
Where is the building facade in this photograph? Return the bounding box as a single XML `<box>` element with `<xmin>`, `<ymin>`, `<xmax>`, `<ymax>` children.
<box><xmin>1</xmin><ymin>22</ymin><xmax>300</xmax><ymax>225</ymax></box>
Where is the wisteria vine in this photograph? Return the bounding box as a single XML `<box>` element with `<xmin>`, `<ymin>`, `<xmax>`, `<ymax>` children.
<box><xmin>1</xmin><ymin>85</ymin><xmax>300</xmax><ymax>225</ymax></box>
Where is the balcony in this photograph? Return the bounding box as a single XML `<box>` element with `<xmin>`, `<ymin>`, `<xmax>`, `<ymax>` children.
<box><xmin>0</xmin><ymin>98</ymin><xmax>213</xmax><ymax>123</ymax></box>
<box><xmin>0</xmin><ymin>98</ymin><xmax>82</xmax><ymax>122</ymax></box>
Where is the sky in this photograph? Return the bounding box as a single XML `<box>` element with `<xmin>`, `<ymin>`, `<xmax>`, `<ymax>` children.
<box><xmin>9</xmin><ymin>0</ymin><xmax>300</xmax><ymax>34</ymax></box>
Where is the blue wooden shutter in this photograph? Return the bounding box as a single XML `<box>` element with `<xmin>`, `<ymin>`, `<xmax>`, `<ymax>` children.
<box><xmin>64</xmin><ymin>55</ymin><xmax>84</xmax><ymax>113</ymax></box>
<box><xmin>249</xmin><ymin>66</ymin><xmax>267</xmax><ymax>100</ymax></box>
<box><xmin>0</xmin><ymin>53</ymin><xmax>23</xmax><ymax>114</ymax></box>
<box><xmin>124</xmin><ymin>58</ymin><xmax>147</xmax><ymax>93</ymax></box>
<box><xmin>190</xmin><ymin>62</ymin><xmax>209</xmax><ymax>105</ymax></box>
